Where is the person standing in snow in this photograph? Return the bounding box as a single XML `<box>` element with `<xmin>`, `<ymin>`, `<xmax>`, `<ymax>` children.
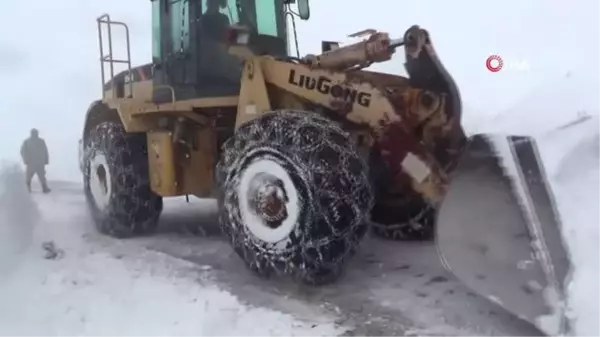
<box><xmin>20</xmin><ymin>128</ymin><xmax>51</xmax><ymax>193</ymax></box>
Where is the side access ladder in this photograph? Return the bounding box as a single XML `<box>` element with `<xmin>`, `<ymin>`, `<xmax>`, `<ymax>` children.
<box><xmin>96</xmin><ymin>14</ymin><xmax>132</xmax><ymax>99</ymax></box>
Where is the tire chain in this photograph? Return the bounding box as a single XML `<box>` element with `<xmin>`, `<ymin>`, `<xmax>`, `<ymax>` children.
<box><xmin>369</xmin><ymin>149</ymin><xmax>436</xmax><ymax>241</ymax></box>
<box><xmin>217</xmin><ymin>110</ymin><xmax>374</xmax><ymax>284</ymax></box>
<box><xmin>84</xmin><ymin>122</ymin><xmax>162</xmax><ymax>238</ymax></box>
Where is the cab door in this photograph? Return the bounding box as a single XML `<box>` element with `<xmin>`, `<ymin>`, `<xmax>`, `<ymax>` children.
<box><xmin>151</xmin><ymin>0</ymin><xmax>196</xmax><ymax>102</ymax></box>
<box><xmin>194</xmin><ymin>0</ymin><xmax>243</xmax><ymax>96</ymax></box>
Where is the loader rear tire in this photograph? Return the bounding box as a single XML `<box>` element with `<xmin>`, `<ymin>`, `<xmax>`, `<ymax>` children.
<box><xmin>369</xmin><ymin>150</ymin><xmax>435</xmax><ymax>241</ymax></box>
<box><xmin>216</xmin><ymin>110</ymin><xmax>373</xmax><ymax>285</ymax></box>
<box><xmin>370</xmin><ymin>195</ymin><xmax>435</xmax><ymax>241</ymax></box>
<box><xmin>83</xmin><ymin>121</ymin><xmax>163</xmax><ymax>238</ymax></box>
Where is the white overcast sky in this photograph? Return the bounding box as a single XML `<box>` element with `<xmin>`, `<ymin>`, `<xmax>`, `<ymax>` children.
<box><xmin>0</xmin><ymin>0</ymin><xmax>598</xmax><ymax>181</ymax></box>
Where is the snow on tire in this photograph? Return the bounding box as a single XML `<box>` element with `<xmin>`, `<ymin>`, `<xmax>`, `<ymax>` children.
<box><xmin>83</xmin><ymin>121</ymin><xmax>162</xmax><ymax>238</ymax></box>
<box><xmin>216</xmin><ymin>110</ymin><xmax>373</xmax><ymax>285</ymax></box>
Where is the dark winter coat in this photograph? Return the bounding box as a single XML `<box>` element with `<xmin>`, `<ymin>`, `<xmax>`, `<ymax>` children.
<box><xmin>20</xmin><ymin>137</ymin><xmax>49</xmax><ymax>167</ymax></box>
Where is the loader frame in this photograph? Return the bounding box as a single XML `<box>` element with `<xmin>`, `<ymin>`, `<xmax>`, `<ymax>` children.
<box><xmin>85</xmin><ymin>11</ymin><xmax>465</xmax><ymax>211</ymax></box>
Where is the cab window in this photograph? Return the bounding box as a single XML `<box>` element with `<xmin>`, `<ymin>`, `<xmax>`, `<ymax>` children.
<box><xmin>200</xmin><ymin>0</ymin><xmax>280</xmax><ymax>38</ymax></box>
<box><xmin>151</xmin><ymin>0</ymin><xmax>161</xmax><ymax>59</ymax></box>
<box><xmin>170</xmin><ymin>0</ymin><xmax>190</xmax><ymax>51</ymax></box>
<box><xmin>200</xmin><ymin>0</ymin><xmax>235</xmax><ymax>40</ymax></box>
<box><xmin>201</xmin><ymin>0</ymin><xmax>238</xmax><ymax>22</ymax></box>
<box><xmin>255</xmin><ymin>1</ymin><xmax>277</xmax><ymax>37</ymax></box>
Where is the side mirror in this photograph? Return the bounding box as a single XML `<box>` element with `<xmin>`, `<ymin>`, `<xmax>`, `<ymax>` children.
<box><xmin>297</xmin><ymin>0</ymin><xmax>310</xmax><ymax>20</ymax></box>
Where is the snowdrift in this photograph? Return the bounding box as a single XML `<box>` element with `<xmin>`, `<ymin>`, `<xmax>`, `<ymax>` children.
<box><xmin>473</xmin><ymin>71</ymin><xmax>598</xmax><ymax>135</ymax></box>
<box><xmin>540</xmin><ymin>116</ymin><xmax>599</xmax><ymax>336</ymax></box>
<box><xmin>0</xmin><ymin>162</ymin><xmax>39</xmax><ymax>277</ymax></box>
<box><xmin>475</xmin><ymin>70</ymin><xmax>599</xmax><ymax>336</ymax></box>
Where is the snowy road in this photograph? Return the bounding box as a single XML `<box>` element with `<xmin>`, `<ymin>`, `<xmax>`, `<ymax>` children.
<box><xmin>144</xmin><ymin>197</ymin><xmax>542</xmax><ymax>336</ymax></box>
<box><xmin>1</xmin><ymin>81</ymin><xmax>597</xmax><ymax>335</ymax></box>
<box><xmin>0</xmin><ymin>177</ymin><xmax>345</xmax><ymax>336</ymax></box>
<box><xmin>0</xmin><ymin>183</ymin><xmax>541</xmax><ymax>337</ymax></box>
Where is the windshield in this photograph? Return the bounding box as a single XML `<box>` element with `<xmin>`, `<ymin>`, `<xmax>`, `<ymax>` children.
<box><xmin>201</xmin><ymin>0</ymin><xmax>281</xmax><ymax>38</ymax></box>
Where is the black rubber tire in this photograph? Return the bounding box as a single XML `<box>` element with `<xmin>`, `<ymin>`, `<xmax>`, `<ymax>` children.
<box><xmin>368</xmin><ymin>149</ymin><xmax>435</xmax><ymax>241</ymax></box>
<box><xmin>216</xmin><ymin>110</ymin><xmax>373</xmax><ymax>285</ymax></box>
<box><xmin>370</xmin><ymin>195</ymin><xmax>435</xmax><ymax>240</ymax></box>
<box><xmin>83</xmin><ymin>121</ymin><xmax>163</xmax><ymax>238</ymax></box>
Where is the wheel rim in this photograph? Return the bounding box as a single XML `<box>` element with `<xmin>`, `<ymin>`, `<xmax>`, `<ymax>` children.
<box><xmin>88</xmin><ymin>153</ymin><xmax>111</xmax><ymax>210</ymax></box>
<box><xmin>237</xmin><ymin>159</ymin><xmax>300</xmax><ymax>243</ymax></box>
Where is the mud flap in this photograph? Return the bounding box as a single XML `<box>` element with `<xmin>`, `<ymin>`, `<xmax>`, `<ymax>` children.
<box><xmin>435</xmin><ymin>134</ymin><xmax>571</xmax><ymax>334</ymax></box>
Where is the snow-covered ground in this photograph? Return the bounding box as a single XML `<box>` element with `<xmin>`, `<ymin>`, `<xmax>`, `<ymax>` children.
<box><xmin>548</xmin><ymin>117</ymin><xmax>599</xmax><ymax>336</ymax></box>
<box><xmin>0</xmin><ymin>165</ymin><xmax>345</xmax><ymax>336</ymax></box>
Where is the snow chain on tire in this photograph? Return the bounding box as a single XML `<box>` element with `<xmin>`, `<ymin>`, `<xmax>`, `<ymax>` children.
<box><xmin>216</xmin><ymin>110</ymin><xmax>374</xmax><ymax>285</ymax></box>
<box><xmin>83</xmin><ymin>122</ymin><xmax>163</xmax><ymax>238</ymax></box>
<box><xmin>368</xmin><ymin>149</ymin><xmax>436</xmax><ymax>241</ymax></box>
<box><xmin>370</xmin><ymin>195</ymin><xmax>435</xmax><ymax>241</ymax></box>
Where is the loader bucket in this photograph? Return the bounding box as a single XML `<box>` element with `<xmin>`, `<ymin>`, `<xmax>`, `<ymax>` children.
<box><xmin>436</xmin><ymin>134</ymin><xmax>571</xmax><ymax>334</ymax></box>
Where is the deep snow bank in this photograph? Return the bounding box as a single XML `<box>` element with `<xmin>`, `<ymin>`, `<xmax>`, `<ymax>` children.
<box><xmin>474</xmin><ymin>70</ymin><xmax>599</xmax><ymax>336</ymax></box>
<box><xmin>474</xmin><ymin>71</ymin><xmax>599</xmax><ymax>136</ymax></box>
<box><xmin>0</xmin><ymin>163</ymin><xmax>345</xmax><ymax>336</ymax></box>
<box><xmin>0</xmin><ymin>162</ymin><xmax>38</xmax><ymax>277</ymax></box>
<box><xmin>540</xmin><ymin>117</ymin><xmax>599</xmax><ymax>336</ymax></box>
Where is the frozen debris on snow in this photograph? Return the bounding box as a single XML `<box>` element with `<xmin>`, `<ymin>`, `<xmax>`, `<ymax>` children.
<box><xmin>42</xmin><ymin>241</ymin><xmax>64</xmax><ymax>260</ymax></box>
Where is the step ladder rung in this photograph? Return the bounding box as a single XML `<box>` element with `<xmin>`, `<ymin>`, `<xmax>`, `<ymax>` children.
<box><xmin>101</xmin><ymin>58</ymin><xmax>130</xmax><ymax>64</ymax></box>
<box><xmin>97</xmin><ymin>13</ymin><xmax>133</xmax><ymax>99</ymax></box>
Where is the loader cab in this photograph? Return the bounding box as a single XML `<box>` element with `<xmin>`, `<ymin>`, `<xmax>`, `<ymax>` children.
<box><xmin>150</xmin><ymin>0</ymin><xmax>310</xmax><ymax>103</ymax></box>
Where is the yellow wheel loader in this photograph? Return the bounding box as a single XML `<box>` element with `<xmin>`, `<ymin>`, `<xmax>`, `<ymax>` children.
<box><xmin>80</xmin><ymin>0</ymin><xmax>570</xmax><ymax>332</ymax></box>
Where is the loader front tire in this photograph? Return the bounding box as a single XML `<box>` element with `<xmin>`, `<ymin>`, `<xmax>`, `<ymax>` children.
<box><xmin>216</xmin><ymin>110</ymin><xmax>373</xmax><ymax>285</ymax></box>
<box><xmin>83</xmin><ymin>122</ymin><xmax>162</xmax><ymax>238</ymax></box>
